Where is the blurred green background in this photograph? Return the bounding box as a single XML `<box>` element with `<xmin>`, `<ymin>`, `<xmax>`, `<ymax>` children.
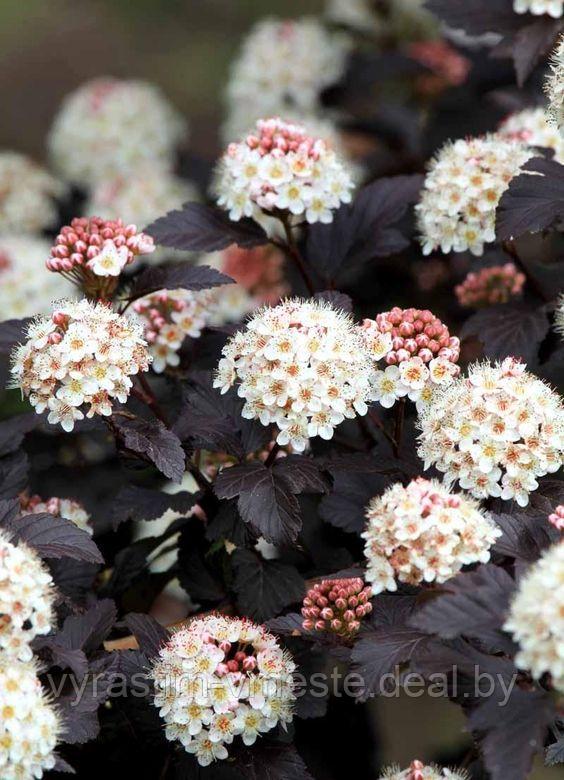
<box><xmin>0</xmin><ymin>2</ymin><xmax>561</xmax><ymax>777</ymax></box>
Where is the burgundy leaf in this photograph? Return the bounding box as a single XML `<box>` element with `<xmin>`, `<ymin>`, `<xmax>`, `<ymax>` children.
<box><xmin>122</xmin><ymin>613</ymin><xmax>169</xmax><ymax>659</ymax></box>
<box><xmin>0</xmin><ymin>317</ymin><xmax>31</xmax><ymax>353</ymax></box>
<box><xmin>511</xmin><ymin>17</ymin><xmax>562</xmax><ymax>87</ymax></box>
<box><xmin>497</xmin><ymin>157</ymin><xmax>564</xmax><ymax>240</ymax></box>
<box><xmin>460</xmin><ymin>302</ymin><xmax>549</xmax><ymax>364</ymax></box>
<box><xmin>426</xmin><ymin>0</ymin><xmax>531</xmax><ymax>35</ymax></box>
<box><xmin>128</xmin><ymin>262</ymin><xmax>233</xmax><ymax>301</ymax></box>
<box><xmin>111</xmin><ymin>485</ymin><xmax>199</xmax><ymax>530</ymax></box>
<box><xmin>1</xmin><ymin>511</ymin><xmax>103</xmax><ymax>563</ymax></box>
<box><xmin>409</xmin><ymin>565</ymin><xmax>516</xmax><ymax>653</ymax></box>
<box><xmin>232</xmin><ymin>549</ymin><xmax>305</xmax><ymax>622</ymax></box>
<box><xmin>113</xmin><ymin>416</ymin><xmax>185</xmax><ymax>483</ymax></box>
<box><xmin>0</xmin><ymin>412</ymin><xmax>38</xmax><ymax>457</ymax></box>
<box><xmin>145</xmin><ymin>202</ymin><xmax>268</xmax><ymax>252</ymax></box>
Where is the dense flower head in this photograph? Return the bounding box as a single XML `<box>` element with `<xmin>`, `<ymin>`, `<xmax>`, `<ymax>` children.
<box><xmin>455</xmin><ymin>263</ymin><xmax>526</xmax><ymax>308</ymax></box>
<box><xmin>204</xmin><ymin>244</ymin><xmax>288</xmax><ymax>326</ymax></box>
<box><xmin>216</xmin><ymin>117</ymin><xmax>354</xmax><ymax>224</ymax></box>
<box><xmin>47</xmin><ymin>216</ymin><xmax>155</xmax><ymax>283</ymax></box>
<box><xmin>504</xmin><ymin>541</ymin><xmax>564</xmax><ymax>691</ymax></box>
<box><xmin>416</xmin><ymin>134</ymin><xmax>535</xmax><ymax>256</ymax></box>
<box><xmin>152</xmin><ymin>615</ymin><xmax>295</xmax><ymax>766</ymax></box>
<box><xmin>514</xmin><ymin>0</ymin><xmax>563</xmax><ymax>17</ymax></box>
<box><xmin>0</xmin><ymin>152</ymin><xmax>64</xmax><ymax>235</ymax></box>
<box><xmin>379</xmin><ymin>759</ymin><xmax>469</xmax><ymax>780</ymax></box>
<box><xmin>225</xmin><ymin>18</ymin><xmax>350</xmax><ymax>122</ymax></box>
<box><xmin>213</xmin><ymin>298</ymin><xmax>375</xmax><ymax>451</ymax></box>
<box><xmin>417</xmin><ymin>358</ymin><xmax>564</xmax><ymax>506</ymax></box>
<box><xmin>548</xmin><ymin>505</ymin><xmax>564</xmax><ymax>530</ymax></box>
<box><xmin>48</xmin><ymin>77</ymin><xmax>187</xmax><ymax>187</ymax></box>
<box><xmin>134</xmin><ymin>289</ymin><xmax>214</xmax><ymax>373</ymax></box>
<box><xmin>11</xmin><ymin>298</ymin><xmax>151</xmax><ymax>432</ymax></box>
<box><xmin>0</xmin><ymin>236</ymin><xmax>75</xmax><ymax>320</ymax></box>
<box><xmin>498</xmin><ymin>107</ymin><xmax>564</xmax><ymax>163</ymax></box>
<box><xmin>546</xmin><ymin>37</ymin><xmax>564</xmax><ymax>133</ymax></box>
<box><xmin>0</xmin><ymin>531</ymin><xmax>55</xmax><ymax>662</ymax></box>
<box><xmin>86</xmin><ymin>165</ymin><xmax>197</xmax><ymax>255</ymax></box>
<box><xmin>0</xmin><ymin>660</ymin><xmax>60</xmax><ymax>779</ymax></box>
<box><xmin>362</xmin><ymin>308</ymin><xmax>460</xmax><ymax>411</ymax></box>
<box><xmin>363</xmin><ymin>477</ymin><xmax>500</xmax><ymax>593</ymax></box>
<box><xmin>20</xmin><ymin>494</ymin><xmax>92</xmax><ymax>535</ymax></box>
<box><xmin>301</xmin><ymin>578</ymin><xmax>372</xmax><ymax>639</ymax></box>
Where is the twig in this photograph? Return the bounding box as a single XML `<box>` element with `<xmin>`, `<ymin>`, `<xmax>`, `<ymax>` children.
<box><xmin>367</xmin><ymin>408</ymin><xmax>398</xmax><ymax>450</ymax></box>
<box><xmin>393</xmin><ymin>398</ymin><xmax>406</xmax><ymax>459</ymax></box>
<box><xmin>278</xmin><ymin>215</ymin><xmax>316</xmax><ymax>296</ymax></box>
<box><xmin>264</xmin><ymin>442</ymin><xmax>281</xmax><ymax>468</ymax></box>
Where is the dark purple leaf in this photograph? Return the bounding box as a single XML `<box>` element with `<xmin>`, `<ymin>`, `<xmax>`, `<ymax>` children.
<box><xmin>272</xmin><ymin>456</ymin><xmax>329</xmax><ymax>495</ymax></box>
<box><xmin>0</xmin><ymin>317</ymin><xmax>30</xmax><ymax>353</ymax></box>
<box><xmin>460</xmin><ymin>302</ymin><xmax>549</xmax><ymax>364</ymax></box>
<box><xmin>0</xmin><ymin>413</ymin><xmax>38</xmax><ymax>456</ymax></box>
<box><xmin>232</xmin><ymin>549</ymin><xmax>305</xmax><ymax>622</ymax></box>
<box><xmin>122</xmin><ymin>613</ymin><xmax>169</xmax><ymax>659</ymax></box>
<box><xmin>53</xmin><ymin>755</ymin><xmax>76</xmax><ymax>774</ymax></box>
<box><xmin>241</xmin><ymin>743</ymin><xmax>313</xmax><ymax>780</ymax></box>
<box><xmin>111</xmin><ymin>485</ymin><xmax>199</xmax><ymax>530</ymax></box>
<box><xmin>128</xmin><ymin>262</ymin><xmax>233</xmax><ymax>301</ymax></box>
<box><xmin>0</xmin><ymin>450</ymin><xmax>29</xmax><ymax>498</ymax></box>
<box><xmin>146</xmin><ymin>202</ymin><xmax>268</xmax><ymax>252</ymax></box>
<box><xmin>1</xmin><ymin>510</ymin><xmax>103</xmax><ymax>563</ymax></box>
<box><xmin>55</xmin><ymin>677</ymin><xmax>109</xmax><ymax>745</ymax></box>
<box><xmin>49</xmin><ymin>600</ymin><xmax>116</xmax><ymax>654</ymax></box>
<box><xmin>306</xmin><ymin>175</ymin><xmax>422</xmax><ymax>282</ymax></box>
<box><xmin>267</xmin><ymin>612</ymin><xmax>306</xmax><ymax>637</ymax></box>
<box><xmin>511</xmin><ymin>17</ymin><xmax>562</xmax><ymax>87</ymax></box>
<box><xmin>313</xmin><ymin>291</ymin><xmax>353</xmax><ymax>312</ymax></box>
<box><xmin>47</xmin><ymin>559</ymin><xmax>98</xmax><ymax>602</ymax></box>
<box><xmin>113</xmin><ymin>416</ymin><xmax>185</xmax><ymax>483</ymax></box>
<box><xmin>468</xmin><ymin>686</ymin><xmax>554</xmax><ymax>780</ymax></box>
<box><xmin>319</xmin><ymin>470</ymin><xmax>389</xmax><ymax>535</ymax></box>
<box><xmin>351</xmin><ymin>626</ymin><xmax>430</xmax><ymax>701</ymax></box>
<box><xmin>493</xmin><ymin>510</ymin><xmax>560</xmax><ymax>561</ymax></box>
<box><xmin>409</xmin><ymin>565</ymin><xmax>516</xmax><ymax>653</ymax></box>
<box><xmin>497</xmin><ymin>157</ymin><xmax>564</xmax><ymax>240</ymax></box>
<box><xmin>214</xmin><ymin>462</ymin><xmax>303</xmax><ymax>546</ymax></box>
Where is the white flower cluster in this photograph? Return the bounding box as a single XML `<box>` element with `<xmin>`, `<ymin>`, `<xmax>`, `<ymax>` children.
<box><xmin>417</xmin><ymin>359</ymin><xmax>564</xmax><ymax>507</ymax></box>
<box><xmin>0</xmin><ymin>152</ymin><xmax>64</xmax><ymax>235</ymax></box>
<box><xmin>514</xmin><ymin>0</ymin><xmax>563</xmax><ymax>17</ymax></box>
<box><xmin>0</xmin><ymin>236</ymin><xmax>74</xmax><ymax>320</ymax></box>
<box><xmin>504</xmin><ymin>541</ymin><xmax>564</xmax><ymax>692</ymax></box>
<box><xmin>416</xmin><ymin>134</ymin><xmax>535</xmax><ymax>256</ymax></box>
<box><xmin>133</xmin><ymin>289</ymin><xmax>214</xmax><ymax>373</ymax></box>
<box><xmin>547</xmin><ymin>37</ymin><xmax>564</xmax><ymax>133</ymax></box>
<box><xmin>11</xmin><ymin>299</ymin><xmax>151</xmax><ymax>432</ymax></box>
<box><xmin>0</xmin><ymin>660</ymin><xmax>60</xmax><ymax>779</ymax></box>
<box><xmin>498</xmin><ymin>107</ymin><xmax>564</xmax><ymax>163</ymax></box>
<box><xmin>214</xmin><ymin>299</ymin><xmax>376</xmax><ymax>452</ymax></box>
<box><xmin>23</xmin><ymin>495</ymin><xmax>93</xmax><ymax>536</ymax></box>
<box><xmin>0</xmin><ymin>531</ymin><xmax>54</xmax><ymax>662</ymax></box>
<box><xmin>363</xmin><ymin>478</ymin><xmax>500</xmax><ymax>594</ymax></box>
<box><xmin>379</xmin><ymin>760</ymin><xmax>468</xmax><ymax>780</ymax></box>
<box><xmin>48</xmin><ymin>77</ymin><xmax>187</xmax><ymax>187</ymax></box>
<box><xmin>225</xmin><ymin>18</ymin><xmax>350</xmax><ymax>124</ymax></box>
<box><xmin>216</xmin><ymin>117</ymin><xmax>354</xmax><ymax>224</ymax></box>
<box><xmin>87</xmin><ymin>163</ymin><xmax>198</xmax><ymax>262</ymax></box>
<box><xmin>152</xmin><ymin>615</ymin><xmax>295</xmax><ymax>767</ymax></box>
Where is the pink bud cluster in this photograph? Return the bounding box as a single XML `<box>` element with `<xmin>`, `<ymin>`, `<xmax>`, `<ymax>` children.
<box><xmin>455</xmin><ymin>263</ymin><xmax>526</xmax><ymax>308</ymax></box>
<box><xmin>46</xmin><ymin>216</ymin><xmax>155</xmax><ymax>285</ymax></box>
<box><xmin>409</xmin><ymin>40</ymin><xmax>470</xmax><ymax>89</ymax></box>
<box><xmin>548</xmin><ymin>505</ymin><xmax>564</xmax><ymax>531</ymax></box>
<box><xmin>368</xmin><ymin>307</ymin><xmax>460</xmax><ymax>366</ymax></box>
<box><xmin>301</xmin><ymin>578</ymin><xmax>372</xmax><ymax>639</ymax></box>
<box><xmin>134</xmin><ymin>289</ymin><xmax>213</xmax><ymax>373</ymax></box>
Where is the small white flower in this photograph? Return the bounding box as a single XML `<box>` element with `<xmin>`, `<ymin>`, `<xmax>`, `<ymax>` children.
<box><xmin>89</xmin><ymin>239</ymin><xmax>129</xmax><ymax>277</ymax></box>
<box><xmin>371</xmin><ymin>365</ymin><xmax>408</xmax><ymax>409</ymax></box>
